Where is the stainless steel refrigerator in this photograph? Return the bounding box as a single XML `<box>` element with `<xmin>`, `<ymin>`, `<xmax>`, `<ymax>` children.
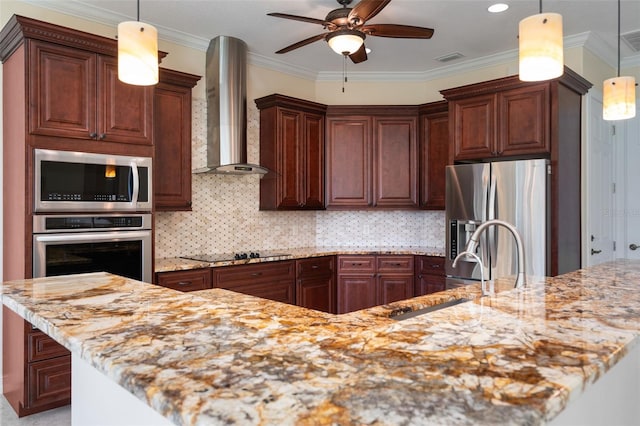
<box><xmin>445</xmin><ymin>159</ymin><xmax>550</xmax><ymax>288</ymax></box>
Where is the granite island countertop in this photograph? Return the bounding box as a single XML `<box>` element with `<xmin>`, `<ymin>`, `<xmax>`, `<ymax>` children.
<box><xmin>2</xmin><ymin>260</ymin><xmax>640</xmax><ymax>425</ymax></box>
<box><xmin>155</xmin><ymin>246</ymin><xmax>445</xmax><ymax>272</ymax></box>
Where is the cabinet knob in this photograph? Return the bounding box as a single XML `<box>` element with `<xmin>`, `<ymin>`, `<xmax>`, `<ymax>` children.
<box><xmin>99</xmin><ymin>133</ymin><xmax>106</xmax><ymax>140</ymax></box>
<box><xmin>89</xmin><ymin>132</ymin><xmax>98</xmax><ymax>139</ymax></box>
<box><xmin>630</xmin><ymin>244</ymin><xmax>638</xmax><ymax>251</ymax></box>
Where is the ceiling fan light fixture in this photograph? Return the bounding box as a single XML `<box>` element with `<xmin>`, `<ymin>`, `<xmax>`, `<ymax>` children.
<box><xmin>518</xmin><ymin>11</ymin><xmax>563</xmax><ymax>81</ymax></box>
<box><xmin>118</xmin><ymin>0</ymin><xmax>158</xmax><ymax>86</ymax></box>
<box><xmin>327</xmin><ymin>29</ymin><xmax>365</xmax><ymax>55</ymax></box>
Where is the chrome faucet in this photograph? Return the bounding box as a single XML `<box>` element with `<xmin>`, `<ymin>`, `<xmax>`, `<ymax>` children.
<box><xmin>452</xmin><ymin>219</ymin><xmax>526</xmax><ymax>289</ymax></box>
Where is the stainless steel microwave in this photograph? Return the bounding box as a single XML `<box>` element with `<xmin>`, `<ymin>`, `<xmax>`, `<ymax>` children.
<box><xmin>34</xmin><ymin>149</ymin><xmax>152</xmax><ymax>212</ymax></box>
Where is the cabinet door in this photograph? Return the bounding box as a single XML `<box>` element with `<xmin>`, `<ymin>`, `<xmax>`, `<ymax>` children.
<box><xmin>156</xmin><ymin>268</ymin><xmax>212</xmax><ymax>292</ymax></box>
<box><xmin>337</xmin><ymin>275</ymin><xmax>377</xmax><ymax>314</ymax></box>
<box><xmin>297</xmin><ymin>275</ymin><xmax>335</xmax><ymax>313</ymax></box>
<box><xmin>98</xmin><ymin>56</ymin><xmax>153</xmax><ymax>145</ymax></box>
<box><xmin>27</xmin><ymin>355</ymin><xmax>71</xmax><ymax>409</ymax></box>
<box><xmin>498</xmin><ymin>84</ymin><xmax>550</xmax><ymax>156</ymax></box>
<box><xmin>302</xmin><ymin>112</ymin><xmax>325</xmax><ymax>208</ymax></box>
<box><xmin>420</xmin><ymin>111</ymin><xmax>449</xmax><ymax>209</ymax></box>
<box><xmin>415</xmin><ymin>256</ymin><xmax>446</xmax><ymax>296</ymax></box>
<box><xmin>277</xmin><ymin>108</ymin><xmax>305</xmax><ymax>208</ymax></box>
<box><xmin>373</xmin><ymin>117</ymin><xmax>418</xmax><ymax>208</ymax></box>
<box><xmin>28</xmin><ymin>41</ymin><xmax>97</xmax><ymax>139</ymax></box>
<box><xmin>451</xmin><ymin>94</ymin><xmax>496</xmax><ymax>161</ymax></box>
<box><xmin>326</xmin><ymin>116</ymin><xmax>372</xmax><ymax>208</ymax></box>
<box><xmin>154</xmin><ymin>80</ymin><xmax>193</xmax><ymax>210</ymax></box>
<box><xmin>378</xmin><ymin>274</ymin><xmax>414</xmax><ymax>305</ymax></box>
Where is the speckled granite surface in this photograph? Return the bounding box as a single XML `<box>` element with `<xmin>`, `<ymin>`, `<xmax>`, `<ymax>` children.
<box><xmin>2</xmin><ymin>260</ymin><xmax>640</xmax><ymax>425</ymax></box>
<box><xmin>155</xmin><ymin>246</ymin><xmax>445</xmax><ymax>272</ymax></box>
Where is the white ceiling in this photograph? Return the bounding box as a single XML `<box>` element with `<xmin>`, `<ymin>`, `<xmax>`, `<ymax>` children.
<box><xmin>21</xmin><ymin>0</ymin><xmax>640</xmax><ymax>79</ymax></box>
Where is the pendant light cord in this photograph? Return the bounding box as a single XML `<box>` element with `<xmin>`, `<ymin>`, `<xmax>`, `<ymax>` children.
<box><xmin>617</xmin><ymin>0</ymin><xmax>621</xmax><ymax>77</ymax></box>
<box><xmin>137</xmin><ymin>0</ymin><xmax>140</xmax><ymax>22</ymax></box>
<box><xmin>539</xmin><ymin>0</ymin><xmax>542</xmax><ymax>13</ymax></box>
<box><xmin>342</xmin><ymin>54</ymin><xmax>347</xmax><ymax>93</ymax></box>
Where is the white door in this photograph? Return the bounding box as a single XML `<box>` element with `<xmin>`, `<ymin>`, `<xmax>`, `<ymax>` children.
<box><xmin>620</xmin><ymin>101</ymin><xmax>640</xmax><ymax>259</ymax></box>
<box><xmin>584</xmin><ymin>90</ymin><xmax>616</xmax><ymax>266</ymax></box>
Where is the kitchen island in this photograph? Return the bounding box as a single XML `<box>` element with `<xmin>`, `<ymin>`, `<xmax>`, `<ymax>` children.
<box><xmin>2</xmin><ymin>260</ymin><xmax>640</xmax><ymax>425</ymax></box>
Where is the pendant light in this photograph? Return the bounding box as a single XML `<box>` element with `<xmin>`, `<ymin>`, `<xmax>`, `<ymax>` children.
<box><xmin>118</xmin><ymin>0</ymin><xmax>158</xmax><ymax>86</ymax></box>
<box><xmin>518</xmin><ymin>0</ymin><xmax>563</xmax><ymax>82</ymax></box>
<box><xmin>603</xmin><ymin>0</ymin><xmax>636</xmax><ymax>121</ymax></box>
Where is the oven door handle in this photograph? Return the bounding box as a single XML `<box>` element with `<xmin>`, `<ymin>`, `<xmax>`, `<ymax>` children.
<box><xmin>130</xmin><ymin>161</ymin><xmax>140</xmax><ymax>207</ymax></box>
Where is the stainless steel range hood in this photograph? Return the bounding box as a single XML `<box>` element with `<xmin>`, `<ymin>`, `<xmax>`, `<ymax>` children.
<box><xmin>193</xmin><ymin>35</ymin><xmax>268</xmax><ymax>175</ymax></box>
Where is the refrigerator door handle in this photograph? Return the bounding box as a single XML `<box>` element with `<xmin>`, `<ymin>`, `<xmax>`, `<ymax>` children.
<box><xmin>487</xmin><ymin>173</ymin><xmax>498</xmax><ymax>268</ymax></box>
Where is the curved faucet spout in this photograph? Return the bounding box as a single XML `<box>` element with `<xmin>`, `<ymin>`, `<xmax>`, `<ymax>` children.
<box><xmin>461</xmin><ymin>219</ymin><xmax>526</xmax><ymax>289</ymax></box>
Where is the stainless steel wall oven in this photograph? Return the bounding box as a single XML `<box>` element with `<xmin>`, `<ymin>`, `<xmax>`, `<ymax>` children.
<box><xmin>32</xmin><ymin>214</ymin><xmax>152</xmax><ymax>283</ymax></box>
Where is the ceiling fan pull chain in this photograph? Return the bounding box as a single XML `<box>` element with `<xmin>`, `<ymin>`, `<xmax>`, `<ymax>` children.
<box><xmin>342</xmin><ymin>54</ymin><xmax>347</xmax><ymax>93</ymax></box>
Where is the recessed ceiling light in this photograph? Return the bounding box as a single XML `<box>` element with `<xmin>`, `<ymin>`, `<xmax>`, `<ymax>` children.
<box><xmin>488</xmin><ymin>3</ymin><xmax>509</xmax><ymax>13</ymax></box>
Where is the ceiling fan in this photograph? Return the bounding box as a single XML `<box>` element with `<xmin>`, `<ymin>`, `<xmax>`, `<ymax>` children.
<box><xmin>268</xmin><ymin>0</ymin><xmax>434</xmax><ymax>64</ymax></box>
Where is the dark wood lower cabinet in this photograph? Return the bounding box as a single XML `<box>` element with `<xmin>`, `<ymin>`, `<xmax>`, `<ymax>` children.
<box><xmin>213</xmin><ymin>261</ymin><xmax>296</xmax><ymax>305</ymax></box>
<box><xmin>155</xmin><ymin>268</ymin><xmax>212</xmax><ymax>292</ymax></box>
<box><xmin>27</xmin><ymin>355</ymin><xmax>71</xmax><ymax>408</ymax></box>
<box><xmin>337</xmin><ymin>255</ymin><xmax>415</xmax><ymax>314</ymax></box>
<box><xmin>414</xmin><ymin>256</ymin><xmax>446</xmax><ymax>296</ymax></box>
<box><xmin>296</xmin><ymin>257</ymin><xmax>335</xmax><ymax>313</ymax></box>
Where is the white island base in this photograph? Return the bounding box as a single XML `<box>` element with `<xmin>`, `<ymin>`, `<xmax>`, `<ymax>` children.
<box><xmin>72</xmin><ymin>344</ymin><xmax>639</xmax><ymax>426</ymax></box>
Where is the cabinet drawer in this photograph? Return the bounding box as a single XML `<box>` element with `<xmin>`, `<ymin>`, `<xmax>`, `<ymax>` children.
<box><xmin>27</xmin><ymin>355</ymin><xmax>71</xmax><ymax>408</ymax></box>
<box><xmin>337</xmin><ymin>256</ymin><xmax>376</xmax><ymax>273</ymax></box>
<box><xmin>156</xmin><ymin>268</ymin><xmax>212</xmax><ymax>292</ymax></box>
<box><xmin>416</xmin><ymin>256</ymin><xmax>445</xmax><ymax>276</ymax></box>
<box><xmin>27</xmin><ymin>332</ymin><xmax>69</xmax><ymax>362</ymax></box>
<box><xmin>296</xmin><ymin>256</ymin><xmax>334</xmax><ymax>277</ymax></box>
<box><xmin>376</xmin><ymin>255</ymin><xmax>414</xmax><ymax>273</ymax></box>
<box><xmin>213</xmin><ymin>261</ymin><xmax>295</xmax><ymax>287</ymax></box>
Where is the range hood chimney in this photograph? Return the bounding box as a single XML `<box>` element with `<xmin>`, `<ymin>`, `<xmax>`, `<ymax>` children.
<box><xmin>194</xmin><ymin>36</ymin><xmax>268</xmax><ymax>175</ymax></box>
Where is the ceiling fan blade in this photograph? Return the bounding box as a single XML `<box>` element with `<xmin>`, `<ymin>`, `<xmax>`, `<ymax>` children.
<box><xmin>275</xmin><ymin>33</ymin><xmax>328</xmax><ymax>54</ymax></box>
<box><xmin>267</xmin><ymin>12</ymin><xmax>336</xmax><ymax>29</ymax></box>
<box><xmin>348</xmin><ymin>0</ymin><xmax>392</xmax><ymax>25</ymax></box>
<box><xmin>349</xmin><ymin>44</ymin><xmax>368</xmax><ymax>63</ymax></box>
<box><xmin>362</xmin><ymin>24</ymin><xmax>434</xmax><ymax>39</ymax></box>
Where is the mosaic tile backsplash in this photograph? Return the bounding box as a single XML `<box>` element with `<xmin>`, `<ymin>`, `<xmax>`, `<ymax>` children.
<box><xmin>154</xmin><ymin>99</ymin><xmax>445</xmax><ymax>258</ymax></box>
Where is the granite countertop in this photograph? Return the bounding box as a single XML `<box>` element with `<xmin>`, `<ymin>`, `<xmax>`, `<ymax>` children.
<box><xmin>155</xmin><ymin>246</ymin><xmax>445</xmax><ymax>272</ymax></box>
<box><xmin>2</xmin><ymin>260</ymin><xmax>640</xmax><ymax>425</ymax></box>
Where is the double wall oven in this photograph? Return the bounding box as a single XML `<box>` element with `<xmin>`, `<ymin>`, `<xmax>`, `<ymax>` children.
<box><xmin>32</xmin><ymin>149</ymin><xmax>153</xmax><ymax>282</ymax></box>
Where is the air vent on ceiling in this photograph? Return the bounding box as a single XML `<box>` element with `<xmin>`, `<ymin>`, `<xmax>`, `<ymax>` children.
<box><xmin>622</xmin><ymin>30</ymin><xmax>640</xmax><ymax>52</ymax></box>
<box><xmin>435</xmin><ymin>52</ymin><xmax>465</xmax><ymax>63</ymax></box>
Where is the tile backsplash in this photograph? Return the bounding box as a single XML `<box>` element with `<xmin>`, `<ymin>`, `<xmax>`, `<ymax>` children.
<box><xmin>154</xmin><ymin>99</ymin><xmax>445</xmax><ymax>258</ymax></box>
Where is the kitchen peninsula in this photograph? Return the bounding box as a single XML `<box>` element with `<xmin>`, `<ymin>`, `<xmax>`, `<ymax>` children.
<box><xmin>2</xmin><ymin>260</ymin><xmax>640</xmax><ymax>425</ymax></box>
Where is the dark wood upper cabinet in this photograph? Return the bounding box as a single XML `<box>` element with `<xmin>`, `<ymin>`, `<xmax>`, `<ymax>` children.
<box><xmin>255</xmin><ymin>94</ymin><xmax>327</xmax><ymax>210</ymax></box>
<box><xmin>28</xmin><ymin>40</ymin><xmax>153</xmax><ymax>145</ymax></box>
<box><xmin>326</xmin><ymin>115</ymin><xmax>373</xmax><ymax>208</ymax></box>
<box><xmin>326</xmin><ymin>106</ymin><xmax>418</xmax><ymax>209</ymax></box>
<box><xmin>418</xmin><ymin>101</ymin><xmax>449</xmax><ymax>210</ymax></box>
<box><xmin>442</xmin><ymin>68</ymin><xmax>592</xmax><ymax>276</ymax></box>
<box><xmin>154</xmin><ymin>69</ymin><xmax>201</xmax><ymax>211</ymax></box>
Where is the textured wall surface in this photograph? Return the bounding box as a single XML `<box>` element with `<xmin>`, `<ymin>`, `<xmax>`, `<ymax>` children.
<box><xmin>155</xmin><ymin>99</ymin><xmax>445</xmax><ymax>258</ymax></box>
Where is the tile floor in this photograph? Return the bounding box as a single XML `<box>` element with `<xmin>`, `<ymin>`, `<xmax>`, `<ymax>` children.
<box><xmin>0</xmin><ymin>384</ymin><xmax>71</xmax><ymax>426</ymax></box>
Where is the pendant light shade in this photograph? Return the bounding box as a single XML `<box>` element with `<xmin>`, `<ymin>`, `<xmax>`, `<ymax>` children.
<box><xmin>602</xmin><ymin>0</ymin><xmax>636</xmax><ymax>120</ymax></box>
<box><xmin>519</xmin><ymin>12</ymin><xmax>564</xmax><ymax>81</ymax></box>
<box><xmin>117</xmin><ymin>1</ymin><xmax>158</xmax><ymax>86</ymax></box>
<box><xmin>327</xmin><ymin>29</ymin><xmax>365</xmax><ymax>56</ymax></box>
<box><xmin>603</xmin><ymin>77</ymin><xmax>636</xmax><ymax>120</ymax></box>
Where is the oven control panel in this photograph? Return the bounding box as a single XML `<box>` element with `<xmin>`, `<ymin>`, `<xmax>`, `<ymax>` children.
<box><xmin>33</xmin><ymin>214</ymin><xmax>152</xmax><ymax>233</ymax></box>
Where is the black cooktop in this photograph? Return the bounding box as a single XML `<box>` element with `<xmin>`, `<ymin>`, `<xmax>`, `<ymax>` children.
<box><xmin>181</xmin><ymin>252</ymin><xmax>290</xmax><ymax>263</ymax></box>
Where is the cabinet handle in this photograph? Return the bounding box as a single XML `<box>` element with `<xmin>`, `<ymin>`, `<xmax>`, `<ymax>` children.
<box><xmin>351</xmin><ymin>263</ymin><xmax>362</xmax><ymax>266</ymax></box>
<box><xmin>591</xmin><ymin>249</ymin><xmax>602</xmax><ymax>255</ymax></box>
<box><xmin>177</xmin><ymin>281</ymin><xmax>192</xmax><ymax>286</ymax></box>
<box><xmin>99</xmin><ymin>133</ymin><xmax>106</xmax><ymax>140</ymax></box>
<box><xmin>430</xmin><ymin>264</ymin><xmax>441</xmax><ymax>268</ymax></box>
<box><xmin>630</xmin><ymin>244</ymin><xmax>639</xmax><ymax>251</ymax></box>
<box><xmin>392</xmin><ymin>263</ymin><xmax>403</xmax><ymax>267</ymax></box>
<box><xmin>89</xmin><ymin>132</ymin><xmax>97</xmax><ymax>139</ymax></box>
<box><xmin>311</xmin><ymin>265</ymin><xmax>319</xmax><ymax>269</ymax></box>
<box><xmin>251</xmin><ymin>272</ymin><xmax>263</xmax><ymax>277</ymax></box>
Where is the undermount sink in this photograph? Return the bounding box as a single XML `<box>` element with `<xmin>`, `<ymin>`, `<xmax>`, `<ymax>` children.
<box><xmin>390</xmin><ymin>298</ymin><xmax>472</xmax><ymax>321</ymax></box>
